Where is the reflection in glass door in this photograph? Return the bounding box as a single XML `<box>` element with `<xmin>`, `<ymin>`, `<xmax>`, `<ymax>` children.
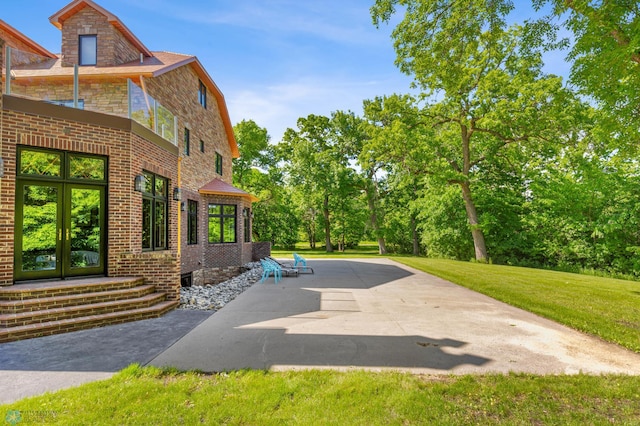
<box><xmin>66</xmin><ymin>186</ymin><xmax>105</xmax><ymax>277</ymax></box>
<box><xmin>14</xmin><ymin>147</ymin><xmax>107</xmax><ymax>282</ymax></box>
<box><xmin>15</xmin><ymin>182</ymin><xmax>63</xmax><ymax>279</ymax></box>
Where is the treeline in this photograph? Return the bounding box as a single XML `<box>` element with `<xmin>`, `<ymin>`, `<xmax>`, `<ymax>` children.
<box><xmin>233</xmin><ymin>0</ymin><xmax>640</xmax><ymax>278</ymax></box>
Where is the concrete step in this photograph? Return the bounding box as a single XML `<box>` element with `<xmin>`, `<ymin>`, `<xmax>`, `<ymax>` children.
<box><xmin>0</xmin><ymin>285</ymin><xmax>157</xmax><ymax>314</ymax></box>
<box><xmin>0</xmin><ymin>300</ymin><xmax>179</xmax><ymax>343</ymax></box>
<box><xmin>0</xmin><ymin>277</ymin><xmax>145</xmax><ymax>301</ymax></box>
<box><xmin>0</xmin><ymin>292</ymin><xmax>167</xmax><ymax>327</ymax></box>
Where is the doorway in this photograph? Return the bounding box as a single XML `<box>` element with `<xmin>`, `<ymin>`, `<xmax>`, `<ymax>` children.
<box><xmin>14</xmin><ymin>147</ymin><xmax>107</xmax><ymax>281</ymax></box>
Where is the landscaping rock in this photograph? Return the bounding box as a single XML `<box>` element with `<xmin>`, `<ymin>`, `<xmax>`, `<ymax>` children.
<box><xmin>179</xmin><ymin>262</ymin><xmax>262</xmax><ymax>312</ymax></box>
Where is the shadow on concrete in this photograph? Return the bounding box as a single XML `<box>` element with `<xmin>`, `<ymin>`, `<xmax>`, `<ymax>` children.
<box><xmin>0</xmin><ymin>260</ymin><xmax>492</xmax><ymax>374</ymax></box>
<box><xmin>150</xmin><ymin>259</ymin><xmax>492</xmax><ymax>373</ymax></box>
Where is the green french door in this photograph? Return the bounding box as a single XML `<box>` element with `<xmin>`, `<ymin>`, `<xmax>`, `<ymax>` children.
<box><xmin>14</xmin><ymin>147</ymin><xmax>107</xmax><ymax>281</ymax></box>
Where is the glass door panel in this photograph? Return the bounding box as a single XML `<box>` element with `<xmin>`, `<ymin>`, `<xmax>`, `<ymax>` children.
<box><xmin>65</xmin><ymin>186</ymin><xmax>105</xmax><ymax>277</ymax></box>
<box><xmin>15</xmin><ymin>182</ymin><xmax>63</xmax><ymax>280</ymax></box>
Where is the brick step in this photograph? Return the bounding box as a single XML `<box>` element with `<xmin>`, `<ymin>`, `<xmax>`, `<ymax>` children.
<box><xmin>0</xmin><ymin>285</ymin><xmax>156</xmax><ymax>314</ymax></box>
<box><xmin>0</xmin><ymin>300</ymin><xmax>179</xmax><ymax>343</ymax></box>
<box><xmin>0</xmin><ymin>277</ymin><xmax>145</xmax><ymax>301</ymax></box>
<box><xmin>0</xmin><ymin>292</ymin><xmax>167</xmax><ymax>327</ymax></box>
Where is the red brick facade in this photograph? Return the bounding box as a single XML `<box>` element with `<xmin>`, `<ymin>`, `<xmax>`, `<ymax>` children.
<box><xmin>0</xmin><ymin>0</ymin><xmax>261</xmax><ymax>297</ymax></box>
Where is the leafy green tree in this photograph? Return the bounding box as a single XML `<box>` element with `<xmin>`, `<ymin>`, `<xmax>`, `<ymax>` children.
<box><xmin>232</xmin><ymin>121</ymin><xmax>298</xmax><ymax>247</ymax></box>
<box><xmin>281</xmin><ymin>115</ymin><xmax>342</xmax><ymax>252</ymax></box>
<box><xmin>533</xmin><ymin>0</ymin><xmax>640</xmax><ymax>140</ymax></box>
<box><xmin>331</xmin><ymin>110</ymin><xmax>389</xmax><ymax>254</ymax></box>
<box><xmin>371</xmin><ymin>1</ymin><xmax>582</xmax><ymax>261</ymax></box>
<box><xmin>233</xmin><ymin>120</ymin><xmax>273</xmax><ymax>187</ymax></box>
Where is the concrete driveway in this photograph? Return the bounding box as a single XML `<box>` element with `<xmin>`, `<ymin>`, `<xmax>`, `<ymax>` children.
<box><xmin>151</xmin><ymin>258</ymin><xmax>640</xmax><ymax>375</ymax></box>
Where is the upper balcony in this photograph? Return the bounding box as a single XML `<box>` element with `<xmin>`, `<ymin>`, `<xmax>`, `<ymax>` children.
<box><xmin>3</xmin><ymin>46</ymin><xmax>178</xmax><ymax>146</ymax></box>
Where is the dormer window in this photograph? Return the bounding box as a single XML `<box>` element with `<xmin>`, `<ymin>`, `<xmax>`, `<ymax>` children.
<box><xmin>79</xmin><ymin>35</ymin><xmax>97</xmax><ymax>66</ymax></box>
<box><xmin>198</xmin><ymin>80</ymin><xmax>207</xmax><ymax>109</ymax></box>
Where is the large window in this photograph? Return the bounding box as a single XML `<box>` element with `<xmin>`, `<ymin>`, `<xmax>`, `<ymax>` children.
<box><xmin>198</xmin><ymin>80</ymin><xmax>207</xmax><ymax>109</ymax></box>
<box><xmin>215</xmin><ymin>152</ymin><xmax>223</xmax><ymax>175</ymax></box>
<box><xmin>79</xmin><ymin>35</ymin><xmax>97</xmax><ymax>66</ymax></box>
<box><xmin>142</xmin><ymin>172</ymin><xmax>168</xmax><ymax>250</ymax></box>
<box><xmin>187</xmin><ymin>200</ymin><xmax>198</xmax><ymax>245</ymax></box>
<box><xmin>208</xmin><ymin>204</ymin><xmax>236</xmax><ymax>243</ymax></box>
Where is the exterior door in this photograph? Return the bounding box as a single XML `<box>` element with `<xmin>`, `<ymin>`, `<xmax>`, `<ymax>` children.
<box><xmin>14</xmin><ymin>147</ymin><xmax>107</xmax><ymax>281</ymax></box>
<box><xmin>15</xmin><ymin>181</ymin><xmax>64</xmax><ymax>280</ymax></box>
<box><xmin>64</xmin><ymin>184</ymin><xmax>105</xmax><ymax>277</ymax></box>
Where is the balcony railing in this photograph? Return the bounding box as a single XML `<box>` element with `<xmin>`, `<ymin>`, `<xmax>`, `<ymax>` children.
<box><xmin>3</xmin><ymin>46</ymin><xmax>178</xmax><ymax>145</ymax></box>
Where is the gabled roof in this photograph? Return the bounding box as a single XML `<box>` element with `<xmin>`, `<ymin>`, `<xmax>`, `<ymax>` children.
<box><xmin>49</xmin><ymin>0</ymin><xmax>152</xmax><ymax>57</ymax></box>
<box><xmin>0</xmin><ymin>19</ymin><xmax>57</xmax><ymax>58</ymax></box>
<box><xmin>199</xmin><ymin>179</ymin><xmax>259</xmax><ymax>203</ymax></box>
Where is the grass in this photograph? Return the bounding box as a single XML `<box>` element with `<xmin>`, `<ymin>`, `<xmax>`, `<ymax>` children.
<box><xmin>392</xmin><ymin>257</ymin><xmax>640</xmax><ymax>353</ymax></box>
<box><xmin>2</xmin><ymin>365</ymin><xmax>640</xmax><ymax>425</ymax></box>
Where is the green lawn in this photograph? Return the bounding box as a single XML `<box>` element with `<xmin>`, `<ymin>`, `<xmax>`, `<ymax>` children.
<box><xmin>3</xmin><ymin>254</ymin><xmax>640</xmax><ymax>423</ymax></box>
<box><xmin>3</xmin><ymin>365</ymin><xmax>640</xmax><ymax>425</ymax></box>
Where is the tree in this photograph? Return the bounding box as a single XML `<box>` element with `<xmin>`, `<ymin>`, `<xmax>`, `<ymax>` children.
<box><xmin>281</xmin><ymin>115</ymin><xmax>340</xmax><ymax>252</ymax></box>
<box><xmin>232</xmin><ymin>120</ymin><xmax>273</xmax><ymax>187</ymax></box>
<box><xmin>371</xmin><ymin>1</ymin><xmax>581</xmax><ymax>261</ymax></box>
<box><xmin>331</xmin><ymin>110</ymin><xmax>389</xmax><ymax>254</ymax></box>
<box><xmin>533</xmin><ymin>0</ymin><xmax>640</xmax><ymax>137</ymax></box>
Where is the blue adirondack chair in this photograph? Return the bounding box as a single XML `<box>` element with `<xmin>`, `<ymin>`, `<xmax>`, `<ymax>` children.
<box><xmin>260</xmin><ymin>259</ymin><xmax>281</xmax><ymax>283</ymax></box>
<box><xmin>293</xmin><ymin>253</ymin><xmax>310</xmax><ymax>272</ymax></box>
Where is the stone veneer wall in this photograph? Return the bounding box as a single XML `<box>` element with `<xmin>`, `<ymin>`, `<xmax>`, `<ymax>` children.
<box><xmin>192</xmin><ymin>266</ymin><xmax>241</xmax><ymax>287</ymax></box>
<box><xmin>10</xmin><ymin>79</ymin><xmax>129</xmax><ymax>116</ymax></box>
<box><xmin>60</xmin><ymin>6</ymin><xmax>142</xmax><ymax>67</ymax></box>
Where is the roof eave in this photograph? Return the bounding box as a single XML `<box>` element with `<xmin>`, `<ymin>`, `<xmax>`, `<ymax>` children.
<box><xmin>0</xmin><ymin>19</ymin><xmax>57</xmax><ymax>58</ymax></box>
<box><xmin>199</xmin><ymin>189</ymin><xmax>259</xmax><ymax>203</ymax></box>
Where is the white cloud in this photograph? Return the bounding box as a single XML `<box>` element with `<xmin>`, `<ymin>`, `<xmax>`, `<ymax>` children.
<box><xmin>227</xmin><ymin>74</ymin><xmax>412</xmax><ymax>143</ymax></box>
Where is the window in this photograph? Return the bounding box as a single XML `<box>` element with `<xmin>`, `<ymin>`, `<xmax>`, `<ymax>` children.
<box><xmin>187</xmin><ymin>200</ymin><xmax>198</xmax><ymax>245</ymax></box>
<box><xmin>184</xmin><ymin>128</ymin><xmax>190</xmax><ymax>156</ymax></box>
<box><xmin>142</xmin><ymin>172</ymin><xmax>168</xmax><ymax>251</ymax></box>
<box><xmin>243</xmin><ymin>208</ymin><xmax>251</xmax><ymax>243</ymax></box>
<box><xmin>79</xmin><ymin>35</ymin><xmax>97</xmax><ymax>66</ymax></box>
<box><xmin>215</xmin><ymin>152</ymin><xmax>223</xmax><ymax>175</ymax></box>
<box><xmin>208</xmin><ymin>204</ymin><xmax>236</xmax><ymax>243</ymax></box>
<box><xmin>181</xmin><ymin>272</ymin><xmax>192</xmax><ymax>288</ymax></box>
<box><xmin>200</xmin><ymin>140</ymin><xmax>205</xmax><ymax>153</ymax></box>
<box><xmin>198</xmin><ymin>80</ymin><xmax>207</xmax><ymax>109</ymax></box>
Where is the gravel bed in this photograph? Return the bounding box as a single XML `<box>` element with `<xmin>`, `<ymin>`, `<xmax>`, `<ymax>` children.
<box><xmin>179</xmin><ymin>261</ymin><xmax>263</xmax><ymax>311</ymax></box>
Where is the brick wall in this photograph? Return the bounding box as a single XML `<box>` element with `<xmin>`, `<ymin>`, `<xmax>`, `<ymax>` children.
<box><xmin>144</xmin><ymin>66</ymin><xmax>233</xmax><ymax>188</ymax></box>
<box><xmin>143</xmin><ymin>62</ymin><xmax>255</xmax><ymax>278</ymax></box>
<box><xmin>252</xmin><ymin>242</ymin><xmax>272</xmax><ymax>262</ymax></box>
<box><xmin>60</xmin><ymin>6</ymin><xmax>141</xmax><ymax>67</ymax></box>
<box><xmin>0</xmin><ymin>98</ymin><xmax>181</xmax><ymax>299</ymax></box>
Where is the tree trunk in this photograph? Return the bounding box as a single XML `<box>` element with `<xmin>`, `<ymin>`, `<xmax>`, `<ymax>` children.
<box><xmin>323</xmin><ymin>193</ymin><xmax>333</xmax><ymax>252</ymax></box>
<box><xmin>459</xmin><ymin>181</ymin><xmax>488</xmax><ymax>262</ymax></box>
<box><xmin>411</xmin><ymin>213</ymin><xmax>420</xmax><ymax>256</ymax></box>
<box><xmin>365</xmin><ymin>181</ymin><xmax>387</xmax><ymax>255</ymax></box>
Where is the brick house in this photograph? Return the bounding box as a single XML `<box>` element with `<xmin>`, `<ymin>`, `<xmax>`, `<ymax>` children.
<box><xmin>0</xmin><ymin>0</ymin><xmax>265</xmax><ymax>341</ymax></box>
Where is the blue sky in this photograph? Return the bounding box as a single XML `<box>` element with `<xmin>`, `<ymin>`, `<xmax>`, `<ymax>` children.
<box><xmin>4</xmin><ymin>0</ymin><xmax>569</xmax><ymax>142</ymax></box>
